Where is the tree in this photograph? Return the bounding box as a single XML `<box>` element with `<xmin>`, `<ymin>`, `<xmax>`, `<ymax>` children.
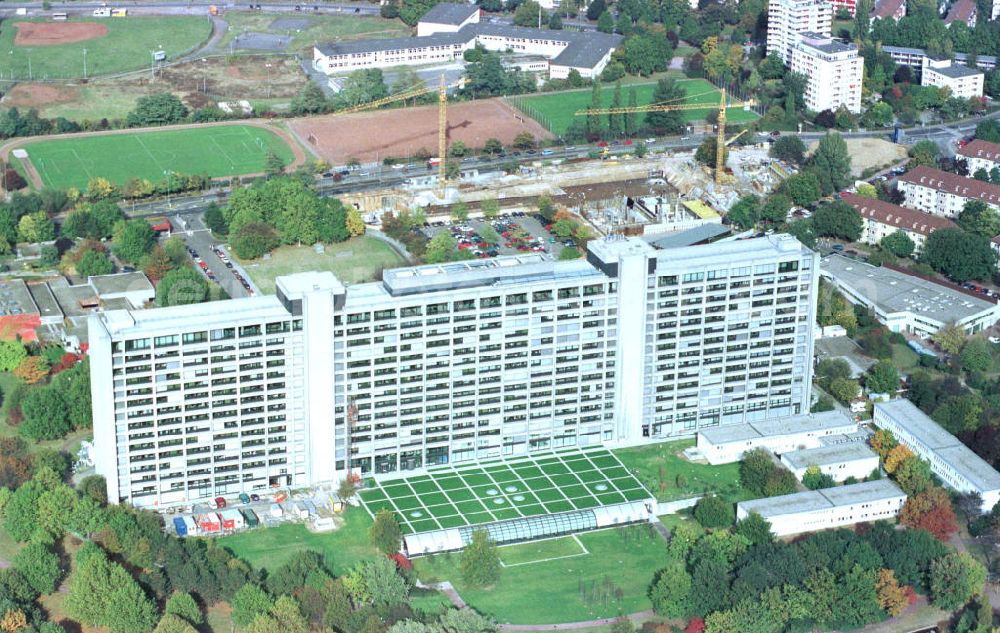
<box><xmin>0</xmin><ymin>340</ymin><xmax>26</xmax><ymax>373</ymax></box>
<box><xmin>870</xmin><ymin>429</ymin><xmax>897</xmax><ymax>459</ymax></box>
<box><xmin>874</xmin><ymin>569</ymin><xmax>908</xmax><ymax>617</ymax></box>
<box><xmin>782</xmin><ymin>171</ymin><xmax>821</xmax><ymax>206</ymax></box>
<box><xmin>549</xmin><ymin>11</ymin><xmax>563</xmax><ymax>28</ymax></box>
<box><xmin>438</xmin><ymin>608</ymin><xmax>496</xmax><ymax>633</ymax></box>
<box><xmin>646</xmin><ymin>78</ymin><xmax>687</xmax><ymax>134</ymax></box>
<box><xmin>17</xmin><ymin>211</ymin><xmax>54</xmax><ymax>244</ymax></box>
<box><xmin>855</xmin><ymin>182</ymin><xmax>878</xmax><ymax>199</ymax></box>
<box><xmin>884</xmin><ymin>444</ymin><xmax>913</xmax><ymax>474</ymax></box>
<box><xmin>4</xmin><ymin>479</ymin><xmax>44</xmax><ymax>542</ymax></box>
<box><xmin>155</xmin><ymin>266</ymin><xmax>209</xmax><ymax>307</ymax></box>
<box><xmin>20</xmin><ymin>386</ymin><xmax>70</xmax><ymax>441</ymax></box>
<box><xmin>894</xmin><ymin>455</ymin><xmax>934</xmax><ymax>496</ymax></box>
<box><xmin>810</xmin><ymin>132</ymin><xmax>852</xmax><ymax>195</ymax></box>
<box><xmin>649</xmin><ymin>561</ymin><xmax>692</xmax><ymax>618</ymax></box>
<box><xmin>203</xmin><ymin>202</ymin><xmax>228</xmax><ymax>235</ymax></box>
<box><xmin>929</xmin><ymin>552</ymin><xmax>987</xmax><ymax>611</ymax></box>
<box><xmin>14</xmin><ymin>356</ymin><xmax>48</xmax><ymax>385</ymax></box>
<box><xmin>739</xmin><ymin>448</ymin><xmax>777</xmax><ymax>495</ymax></box>
<box><xmin>231</xmin><ymin>222</ymin><xmax>281</xmax><ymax>260</ymax></box>
<box><xmin>141</xmin><ymin>245</ymin><xmax>174</xmax><ymax>282</ymax></box>
<box><xmin>813</xmin><ymin>200</ymin><xmax>863</xmax><ymax>241</ymax></box>
<box><xmin>164</xmin><ymin>591</ymin><xmax>202</xmax><ymax>626</ymax></box>
<box><xmin>695</xmin><ymin>137</ymin><xmax>727</xmax><ymax>168</ymax></box>
<box><xmin>153</xmin><ymin>614</ymin><xmax>199</xmax><ymax>633</ymax></box>
<box><xmin>733</xmin><ymin>511</ymin><xmax>773</xmax><ymax>546</ymax></box>
<box><xmin>289</xmin><ymin>82</ymin><xmax>328</xmax><ymax>115</ymax></box>
<box><xmin>769</xmin><ymin>135</ymin><xmax>806</xmax><ymax>165</ymax></box>
<box><xmin>484</xmin><ymin>138</ymin><xmax>503</xmax><ymax>155</ymax></box>
<box><xmin>692</xmin><ymin>494</ymin><xmax>733</xmax><ymax>528</ymax></box>
<box><xmin>513</xmin><ymin>131</ymin><xmax>536</xmax><ymax>150</ymax></box>
<box><xmin>802</xmin><ymin>465</ymin><xmax>836</xmax><ymax>490</ymax></box>
<box><xmin>461</xmin><ymin>529</ymin><xmax>500</xmax><ymax>587</ymax></box>
<box><xmin>369</xmin><ymin>509</ymin><xmax>402</xmax><ymax>554</ymax></box>
<box><xmin>481</xmin><ymin>199</ymin><xmax>500</xmax><ymax>220</ymax></box>
<box><xmin>900</xmin><ymin>487</ymin><xmax>958</xmax><ymax>540</ymax></box>
<box><xmin>597</xmin><ymin>9</ymin><xmax>614</xmax><ymax>32</ymax></box>
<box><xmin>880</xmin><ymin>231</ymin><xmax>914</xmax><ymax>258</ymax></box>
<box><xmin>829</xmin><ymin>377</ymin><xmax>860</xmax><ymax>403</ymax></box>
<box><xmin>66</xmin><ymin>544</ymin><xmax>157</xmax><ymax>633</ymax></box>
<box><xmin>13</xmin><ymin>542</ymin><xmax>61</xmax><ymax>596</ymax></box>
<box><xmin>907</xmin><ymin>140</ymin><xmax>939</xmax><ymax>169</ymax></box>
<box><xmin>952</xmin><ymin>594</ymin><xmax>993</xmax><ymax>633</ymax></box>
<box><xmin>230</xmin><ymin>584</ymin><xmax>272</xmax><ymax>629</ymax></box>
<box><xmin>786</xmin><ymin>219</ymin><xmax>816</xmax><ymax>248</ymax></box>
<box><xmin>586</xmin><ymin>0</ymin><xmax>606</xmax><ymax>19</ymax></box>
<box><xmin>346</xmin><ymin>208</ymin><xmax>365</xmax><ymax>237</ymax></box>
<box><xmin>425</xmin><ymin>232</ymin><xmax>460</xmax><ymax>264</ymax></box>
<box><xmin>727</xmin><ymin>195</ymin><xmax>760</xmax><ymax>229</ymax></box>
<box><xmin>346</xmin><ymin>556</ymin><xmax>409</xmax><ymax>607</ymax></box>
<box><xmin>960</xmin><ymin>337</ymin><xmax>993</xmax><ymax>373</ymax></box>
<box><xmin>863</xmin><ymin>101</ymin><xmax>894</xmax><ymax>128</ymax></box>
<box><xmin>957</xmin><ymin>200</ymin><xmax>1000</xmax><ymax>238</ymax></box>
<box><xmin>111</xmin><ymin>219</ymin><xmax>155</xmax><ymax>266</ymax></box>
<box><xmin>934</xmin><ymin>323</ymin><xmax>968</xmax><ymax>355</ymax></box>
<box><xmin>865</xmin><ymin>360</ymin><xmax>899</xmax><ymax>393</ymax></box>
<box><xmin>264</xmin><ymin>150</ymin><xmax>285</xmax><ymax>178</ymax></box>
<box><xmin>922</xmin><ymin>228</ymin><xmax>996</xmax><ymax>282</ymax></box>
<box><xmin>514</xmin><ymin>0</ymin><xmax>548</xmax><ymax>26</ymax></box>
<box><xmin>76</xmin><ymin>248</ymin><xmax>115</xmax><ymax>276</ymax></box>
<box><xmin>127</xmin><ymin>93</ymin><xmax>189</xmax><ymax>127</ymax></box>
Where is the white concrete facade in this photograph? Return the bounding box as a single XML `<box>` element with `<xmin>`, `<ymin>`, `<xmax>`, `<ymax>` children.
<box><xmin>959</xmin><ymin>140</ymin><xmax>1000</xmax><ymax>176</ymax></box>
<box><xmin>696</xmin><ymin>410</ymin><xmax>857</xmax><ymax>465</ymax></box>
<box><xmin>843</xmin><ymin>193</ymin><xmax>957</xmax><ymax>255</ymax></box>
<box><xmin>790</xmin><ymin>33</ymin><xmax>863</xmax><ymax>113</ymax></box>
<box><xmin>91</xmin><ymin>236</ymin><xmax>818</xmax><ymax>507</ymax></box>
<box><xmin>416</xmin><ymin>4</ymin><xmax>481</xmax><ymax>37</ymax></box>
<box><xmin>736</xmin><ymin>479</ymin><xmax>907</xmax><ymax>536</ymax></box>
<box><xmin>898</xmin><ymin>165</ymin><xmax>1000</xmax><ymax>218</ymax></box>
<box><xmin>921</xmin><ymin>57</ymin><xmax>984</xmax><ymax>99</ymax></box>
<box><xmin>873</xmin><ymin>399</ymin><xmax>1000</xmax><ymax>513</ymax></box>
<box><xmin>767</xmin><ymin>0</ymin><xmax>833</xmax><ymax>65</ymax></box>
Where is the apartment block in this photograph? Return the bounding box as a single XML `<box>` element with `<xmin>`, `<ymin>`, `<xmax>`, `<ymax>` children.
<box><xmin>921</xmin><ymin>57</ymin><xmax>984</xmax><ymax>99</ymax></box>
<box><xmin>897</xmin><ymin>165</ymin><xmax>1000</xmax><ymax>217</ymax></box>
<box><xmin>767</xmin><ymin>0</ymin><xmax>833</xmax><ymax>65</ymax></box>
<box><xmin>959</xmin><ymin>139</ymin><xmax>1000</xmax><ymax>176</ymax></box>
<box><xmin>842</xmin><ymin>193</ymin><xmax>957</xmax><ymax>254</ymax></box>
<box><xmin>790</xmin><ymin>33</ymin><xmax>863</xmax><ymax>113</ymax></box>
<box><xmin>91</xmin><ymin>236</ymin><xmax>818</xmax><ymax>507</ymax></box>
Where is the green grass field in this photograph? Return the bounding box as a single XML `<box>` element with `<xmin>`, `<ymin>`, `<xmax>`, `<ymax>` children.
<box><xmin>240</xmin><ymin>238</ymin><xmax>405</xmax><ymax>294</ymax></box>
<box><xmin>614</xmin><ymin>439</ymin><xmax>751</xmax><ymax>503</ymax></box>
<box><xmin>510</xmin><ymin>78</ymin><xmax>759</xmax><ymax>135</ymax></box>
<box><xmin>0</xmin><ymin>17</ymin><xmax>212</xmax><ymax>79</ymax></box>
<box><xmin>498</xmin><ymin>536</ymin><xmax>587</xmax><ymax>566</ymax></box>
<box><xmin>358</xmin><ymin>448</ymin><xmax>652</xmax><ymax>535</ymax></box>
<box><xmin>415</xmin><ymin>525</ymin><xmax>668</xmax><ymax>624</ymax></box>
<box><xmin>21</xmin><ymin>125</ymin><xmax>294</xmax><ymax>189</ymax></box>
<box><xmin>219</xmin><ymin>11</ymin><xmax>410</xmax><ymax>50</ymax></box>
<box><xmin>219</xmin><ymin>509</ymin><xmax>377</xmax><ymax>575</ymax></box>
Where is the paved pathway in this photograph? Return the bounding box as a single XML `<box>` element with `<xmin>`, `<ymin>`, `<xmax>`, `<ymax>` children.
<box><xmin>415</xmin><ymin>580</ymin><xmax>466</xmax><ymax>609</ymax></box>
<box><xmin>499</xmin><ymin>610</ymin><xmax>656</xmax><ymax>631</ymax></box>
<box><xmin>651</xmin><ymin>518</ymin><xmax>671</xmax><ymax>543</ymax></box>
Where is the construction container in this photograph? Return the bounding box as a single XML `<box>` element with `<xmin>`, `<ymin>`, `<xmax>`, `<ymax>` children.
<box><xmin>197</xmin><ymin>513</ymin><xmax>221</xmax><ymax>533</ymax></box>
<box><xmin>219</xmin><ymin>509</ymin><xmax>244</xmax><ymax>530</ymax></box>
<box><xmin>303</xmin><ymin>500</ymin><xmax>317</xmax><ymax>516</ymax></box>
<box><xmin>240</xmin><ymin>509</ymin><xmax>259</xmax><ymax>527</ymax></box>
<box><xmin>183</xmin><ymin>515</ymin><xmax>198</xmax><ymax>536</ymax></box>
<box><xmin>289</xmin><ymin>503</ymin><xmax>308</xmax><ymax>519</ymax></box>
<box><xmin>173</xmin><ymin>516</ymin><xmax>187</xmax><ymax>536</ymax></box>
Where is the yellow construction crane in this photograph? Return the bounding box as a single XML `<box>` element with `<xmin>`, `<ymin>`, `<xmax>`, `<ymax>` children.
<box><xmin>332</xmin><ymin>74</ymin><xmax>456</xmax><ymax>189</ymax></box>
<box><xmin>575</xmin><ymin>88</ymin><xmax>755</xmax><ymax>186</ymax></box>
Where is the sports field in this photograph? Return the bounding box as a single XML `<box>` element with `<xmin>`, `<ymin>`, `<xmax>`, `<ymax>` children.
<box><xmin>20</xmin><ymin>125</ymin><xmax>295</xmax><ymax>189</ymax></box>
<box><xmin>509</xmin><ymin>78</ymin><xmax>759</xmax><ymax>135</ymax></box>
<box><xmin>0</xmin><ymin>17</ymin><xmax>212</xmax><ymax>79</ymax></box>
<box><xmin>358</xmin><ymin>448</ymin><xmax>651</xmax><ymax>535</ymax></box>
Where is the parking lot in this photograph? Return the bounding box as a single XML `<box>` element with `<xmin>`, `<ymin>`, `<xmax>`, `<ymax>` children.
<box><xmin>169</xmin><ymin>213</ymin><xmax>261</xmax><ymax>299</ymax></box>
<box><xmin>164</xmin><ymin>489</ymin><xmax>342</xmax><ymax>537</ymax></box>
<box><xmin>423</xmin><ymin>213</ymin><xmax>570</xmax><ymax>259</ymax></box>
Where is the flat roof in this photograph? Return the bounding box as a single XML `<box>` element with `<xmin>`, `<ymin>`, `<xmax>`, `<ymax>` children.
<box><xmin>654</xmin><ymin>233</ymin><xmax>808</xmax><ymax>270</ymax></box>
<box><xmin>739</xmin><ymin>479</ymin><xmax>906</xmax><ymax>517</ymax></box>
<box><xmin>587</xmin><ymin>235</ymin><xmax>657</xmax><ymax>264</ymax></box>
<box><xmin>699</xmin><ymin>410</ymin><xmax>855</xmax><ymax>445</ymax></box>
<box><xmin>0</xmin><ymin>278</ymin><xmax>40</xmax><ymax>317</ymax></box>
<box><xmin>781</xmin><ymin>442</ymin><xmax>878</xmax><ymax>470</ymax></box>
<box><xmin>798</xmin><ymin>33</ymin><xmax>856</xmax><ymax>55</ymax></box>
<box><xmin>88</xmin><ymin>272</ymin><xmax>154</xmax><ymax>297</ymax></box>
<box><xmin>26</xmin><ymin>281</ymin><xmax>62</xmax><ymax>320</ymax></box>
<box><xmin>418</xmin><ymin>2</ymin><xmax>479</xmax><ymax>25</ymax></box>
<box><xmin>680</xmin><ymin>199</ymin><xmax>721</xmax><ymax>220</ymax></box>
<box><xmin>875</xmin><ymin>399</ymin><xmax>1000</xmax><ymax>493</ymax></box>
<box><xmin>821</xmin><ymin>255</ymin><xmax>997</xmax><ymax>324</ymax></box>
<box><xmin>97</xmin><ymin>295</ymin><xmax>291</xmax><ymax>337</ymax></box>
<box><xmin>645</xmin><ymin>224</ymin><xmax>731</xmax><ymax>250</ymax></box>
<box><xmin>926</xmin><ymin>61</ymin><xmax>983</xmax><ymax>78</ymax></box>
<box><xmin>380</xmin><ymin>255</ymin><xmax>603</xmax><ymax>296</ymax></box>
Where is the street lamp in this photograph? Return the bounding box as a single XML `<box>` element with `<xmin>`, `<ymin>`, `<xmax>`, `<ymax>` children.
<box><xmin>164</xmin><ymin>170</ymin><xmax>172</xmax><ymax>209</ymax></box>
<box><xmin>265</xmin><ymin>63</ymin><xmax>272</xmax><ymax>99</ymax></box>
<box><xmin>82</xmin><ymin>48</ymin><xmax>87</xmax><ymax>80</ymax></box>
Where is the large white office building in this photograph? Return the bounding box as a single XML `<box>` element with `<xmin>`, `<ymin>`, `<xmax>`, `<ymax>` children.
<box><xmin>90</xmin><ymin>235</ymin><xmax>818</xmax><ymax>507</ymax></box>
<box><xmin>767</xmin><ymin>0</ymin><xmax>833</xmax><ymax>65</ymax></box>
<box><xmin>874</xmin><ymin>399</ymin><xmax>1000</xmax><ymax>512</ymax></box>
<box><xmin>789</xmin><ymin>33</ymin><xmax>863</xmax><ymax>113</ymax></box>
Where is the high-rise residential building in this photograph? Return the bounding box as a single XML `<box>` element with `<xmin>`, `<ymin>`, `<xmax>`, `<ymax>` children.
<box><xmin>789</xmin><ymin>33</ymin><xmax>863</xmax><ymax>113</ymax></box>
<box><xmin>91</xmin><ymin>235</ymin><xmax>818</xmax><ymax>507</ymax></box>
<box><xmin>767</xmin><ymin>0</ymin><xmax>833</xmax><ymax>65</ymax></box>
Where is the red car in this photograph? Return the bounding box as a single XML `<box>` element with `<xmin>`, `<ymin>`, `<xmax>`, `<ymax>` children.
<box><xmin>597</xmin><ymin>141</ymin><xmax>609</xmax><ymax>147</ymax></box>
<box><xmin>215</xmin><ymin>496</ymin><xmax>227</xmax><ymax>509</ymax></box>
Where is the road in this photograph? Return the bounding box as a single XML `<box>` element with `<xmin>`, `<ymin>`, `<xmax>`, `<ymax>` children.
<box><xmin>167</xmin><ymin>213</ymin><xmax>258</xmax><ymax>299</ymax></box>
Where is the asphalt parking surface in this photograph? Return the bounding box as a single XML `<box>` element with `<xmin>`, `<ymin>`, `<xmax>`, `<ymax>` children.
<box><xmin>423</xmin><ymin>213</ymin><xmax>570</xmax><ymax>259</ymax></box>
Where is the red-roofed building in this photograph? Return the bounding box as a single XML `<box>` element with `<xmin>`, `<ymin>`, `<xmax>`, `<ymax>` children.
<box><xmin>897</xmin><ymin>165</ymin><xmax>1000</xmax><ymax>217</ymax></box>
<box><xmin>958</xmin><ymin>139</ymin><xmax>1000</xmax><ymax>176</ymax></box>
<box><xmin>842</xmin><ymin>193</ymin><xmax>957</xmax><ymax>254</ymax></box>
<box><xmin>870</xmin><ymin>0</ymin><xmax>906</xmax><ymax>21</ymax></box>
<box><xmin>944</xmin><ymin>0</ymin><xmax>976</xmax><ymax>26</ymax></box>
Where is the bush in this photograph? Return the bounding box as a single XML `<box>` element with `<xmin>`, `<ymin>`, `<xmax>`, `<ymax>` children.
<box><xmin>230</xmin><ymin>222</ymin><xmax>280</xmax><ymax>260</ymax></box>
<box><xmin>692</xmin><ymin>494</ymin><xmax>733</xmax><ymax>528</ymax></box>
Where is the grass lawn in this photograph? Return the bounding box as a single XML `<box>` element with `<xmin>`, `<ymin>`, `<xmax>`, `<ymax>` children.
<box><xmin>219</xmin><ymin>11</ymin><xmax>409</xmax><ymax>50</ymax></box>
<box><xmin>891</xmin><ymin>343</ymin><xmax>921</xmax><ymax>373</ymax></box>
<box><xmin>409</xmin><ymin>588</ymin><xmax>453</xmax><ymax>617</ymax></box>
<box><xmin>21</xmin><ymin>124</ymin><xmax>294</xmax><ymax>189</ymax></box>
<box><xmin>415</xmin><ymin>525</ymin><xmax>668</xmax><ymax>625</ymax></box>
<box><xmin>614</xmin><ymin>439</ymin><xmax>751</xmax><ymax>503</ymax></box>
<box><xmin>218</xmin><ymin>509</ymin><xmax>378</xmax><ymax>576</ymax></box>
<box><xmin>498</xmin><ymin>536</ymin><xmax>588</xmax><ymax>566</ymax></box>
<box><xmin>240</xmin><ymin>237</ymin><xmax>405</xmax><ymax>295</ymax></box>
<box><xmin>509</xmin><ymin>78</ymin><xmax>759</xmax><ymax>135</ymax></box>
<box><xmin>0</xmin><ymin>17</ymin><xmax>211</xmax><ymax>79</ymax></box>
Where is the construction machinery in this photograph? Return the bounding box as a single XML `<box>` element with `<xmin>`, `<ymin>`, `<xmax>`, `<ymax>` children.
<box><xmin>575</xmin><ymin>88</ymin><xmax>755</xmax><ymax>186</ymax></box>
<box><xmin>332</xmin><ymin>74</ymin><xmax>455</xmax><ymax>190</ymax></box>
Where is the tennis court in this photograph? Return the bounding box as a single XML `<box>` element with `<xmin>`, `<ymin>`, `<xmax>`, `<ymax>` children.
<box><xmin>357</xmin><ymin>447</ymin><xmax>651</xmax><ymax>535</ymax></box>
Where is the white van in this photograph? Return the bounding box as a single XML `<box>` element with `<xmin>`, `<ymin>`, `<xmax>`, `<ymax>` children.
<box><xmin>93</xmin><ymin>8</ymin><xmax>111</xmax><ymax>17</ymax></box>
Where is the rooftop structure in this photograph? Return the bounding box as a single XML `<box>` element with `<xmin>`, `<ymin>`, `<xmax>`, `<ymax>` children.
<box><xmin>697</xmin><ymin>410</ymin><xmax>857</xmax><ymax>464</ymax></box>
<box><xmin>820</xmin><ymin>255</ymin><xmax>1000</xmax><ymax>337</ymax></box>
<box><xmin>897</xmin><ymin>165</ymin><xmax>1000</xmax><ymax>216</ymax></box>
<box><xmin>874</xmin><ymin>399</ymin><xmax>1000</xmax><ymax>512</ymax></box>
<box><xmin>737</xmin><ymin>479</ymin><xmax>907</xmax><ymax>535</ymax></box>
<box><xmin>644</xmin><ymin>224</ymin><xmax>731</xmax><ymax>250</ymax></box>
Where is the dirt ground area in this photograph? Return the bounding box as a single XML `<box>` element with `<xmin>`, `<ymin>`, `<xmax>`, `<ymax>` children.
<box><xmin>14</xmin><ymin>22</ymin><xmax>108</xmax><ymax>46</ymax></box>
<box><xmin>290</xmin><ymin>99</ymin><xmax>553</xmax><ymax>164</ymax></box>
<box><xmin>1</xmin><ymin>84</ymin><xmax>81</xmax><ymax>109</ymax></box>
<box><xmin>157</xmin><ymin>56</ymin><xmax>306</xmax><ymax>102</ymax></box>
<box><xmin>808</xmin><ymin>137</ymin><xmax>907</xmax><ymax>177</ymax></box>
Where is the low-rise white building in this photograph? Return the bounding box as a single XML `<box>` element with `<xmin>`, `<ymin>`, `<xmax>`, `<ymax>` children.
<box><xmin>780</xmin><ymin>442</ymin><xmax>880</xmax><ymax>482</ymax></box>
<box><xmin>820</xmin><ymin>255</ymin><xmax>1000</xmax><ymax>337</ymax></box>
<box><xmin>696</xmin><ymin>410</ymin><xmax>858</xmax><ymax>465</ymax></box>
<box><xmin>416</xmin><ymin>3</ymin><xmax>480</xmax><ymax>37</ymax></box>
<box><xmin>883</xmin><ymin>46</ymin><xmax>997</xmax><ymax>73</ymax></box>
<box><xmin>736</xmin><ymin>479</ymin><xmax>907</xmax><ymax>536</ymax></box>
<box><xmin>842</xmin><ymin>193</ymin><xmax>957</xmax><ymax>255</ymax></box>
<box><xmin>789</xmin><ymin>33</ymin><xmax>863</xmax><ymax>114</ymax></box>
<box><xmin>897</xmin><ymin>165</ymin><xmax>1000</xmax><ymax>217</ymax></box>
<box><xmin>873</xmin><ymin>399</ymin><xmax>1000</xmax><ymax>513</ymax></box>
<box><xmin>958</xmin><ymin>139</ymin><xmax>1000</xmax><ymax>176</ymax></box>
<box><xmin>921</xmin><ymin>57</ymin><xmax>984</xmax><ymax>99</ymax></box>
<box><xmin>87</xmin><ymin>272</ymin><xmax>155</xmax><ymax>310</ymax></box>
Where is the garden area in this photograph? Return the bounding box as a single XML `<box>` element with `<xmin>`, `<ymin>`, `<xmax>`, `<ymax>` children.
<box><xmin>614</xmin><ymin>439</ymin><xmax>751</xmax><ymax>503</ymax></box>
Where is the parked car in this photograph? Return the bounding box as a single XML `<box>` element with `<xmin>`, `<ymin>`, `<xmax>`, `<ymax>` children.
<box><xmin>215</xmin><ymin>496</ymin><xmax>227</xmax><ymax>509</ymax></box>
<box><xmin>239</xmin><ymin>493</ymin><xmax>250</xmax><ymax>504</ymax></box>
